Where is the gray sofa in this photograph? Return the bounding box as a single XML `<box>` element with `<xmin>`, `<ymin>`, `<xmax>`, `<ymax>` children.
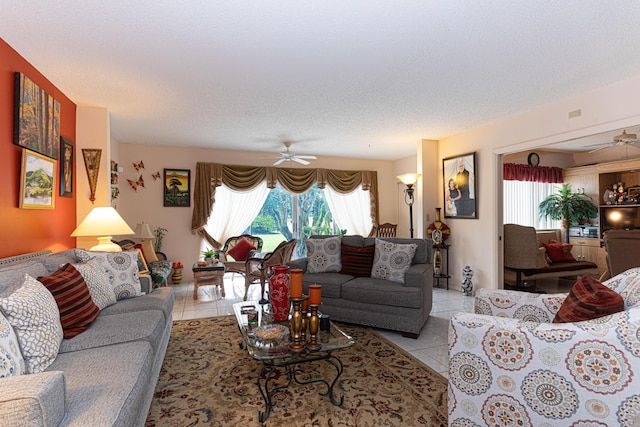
<box><xmin>288</xmin><ymin>235</ymin><xmax>433</xmax><ymax>338</ymax></box>
<box><xmin>0</xmin><ymin>249</ymin><xmax>174</xmax><ymax>427</ymax></box>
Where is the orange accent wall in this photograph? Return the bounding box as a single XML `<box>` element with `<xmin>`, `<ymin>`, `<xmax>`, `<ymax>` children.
<box><xmin>0</xmin><ymin>38</ymin><xmax>76</xmax><ymax>257</ymax></box>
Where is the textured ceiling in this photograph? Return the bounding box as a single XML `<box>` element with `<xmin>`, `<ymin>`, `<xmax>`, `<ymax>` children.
<box><xmin>3</xmin><ymin>1</ymin><xmax>640</xmax><ymax>160</ymax></box>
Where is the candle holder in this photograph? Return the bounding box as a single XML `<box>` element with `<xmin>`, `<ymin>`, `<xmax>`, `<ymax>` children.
<box><xmin>289</xmin><ymin>297</ymin><xmax>305</xmax><ymax>353</ymax></box>
<box><xmin>300</xmin><ymin>296</ymin><xmax>309</xmax><ymax>341</ymax></box>
<box><xmin>307</xmin><ymin>304</ymin><xmax>322</xmax><ymax>351</ymax></box>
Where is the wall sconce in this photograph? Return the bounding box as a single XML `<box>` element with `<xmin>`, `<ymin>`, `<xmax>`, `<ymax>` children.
<box><xmin>397</xmin><ymin>173</ymin><xmax>421</xmax><ymax>238</ymax></box>
<box><xmin>71</xmin><ymin>207</ymin><xmax>134</xmax><ymax>251</ymax></box>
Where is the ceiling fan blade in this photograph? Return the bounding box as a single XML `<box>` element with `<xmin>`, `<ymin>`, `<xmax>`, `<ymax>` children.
<box><xmin>292</xmin><ymin>157</ymin><xmax>310</xmax><ymax>165</ymax></box>
<box><xmin>273</xmin><ymin>158</ymin><xmax>287</xmax><ymax>166</ymax></box>
<box><xmin>294</xmin><ymin>155</ymin><xmax>317</xmax><ymax>159</ymax></box>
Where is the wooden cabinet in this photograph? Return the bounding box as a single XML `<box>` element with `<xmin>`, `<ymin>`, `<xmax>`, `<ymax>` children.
<box><xmin>563</xmin><ymin>165</ymin><xmax>599</xmax><ymax>202</ymax></box>
<box><xmin>569</xmin><ymin>237</ymin><xmax>606</xmax><ymax>276</ymax></box>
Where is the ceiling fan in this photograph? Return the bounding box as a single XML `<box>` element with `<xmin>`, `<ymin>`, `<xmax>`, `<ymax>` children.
<box><xmin>270</xmin><ymin>141</ymin><xmax>317</xmax><ymax>166</ymax></box>
<box><xmin>587</xmin><ymin>130</ymin><xmax>639</xmax><ymax>153</ymax></box>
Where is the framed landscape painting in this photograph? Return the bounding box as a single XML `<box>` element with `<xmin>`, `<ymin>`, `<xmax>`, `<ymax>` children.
<box><xmin>14</xmin><ymin>73</ymin><xmax>60</xmax><ymax>159</ymax></box>
<box><xmin>443</xmin><ymin>152</ymin><xmax>477</xmax><ymax>219</ymax></box>
<box><xmin>20</xmin><ymin>149</ymin><xmax>56</xmax><ymax>209</ymax></box>
<box><xmin>164</xmin><ymin>169</ymin><xmax>190</xmax><ymax>207</ymax></box>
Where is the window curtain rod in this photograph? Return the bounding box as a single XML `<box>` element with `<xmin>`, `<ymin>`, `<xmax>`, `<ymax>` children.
<box><xmin>191</xmin><ymin>162</ymin><xmax>379</xmax><ymax>246</ymax></box>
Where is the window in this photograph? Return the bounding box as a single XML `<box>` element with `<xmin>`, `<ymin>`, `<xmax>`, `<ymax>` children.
<box><xmin>503</xmin><ymin>180</ymin><xmax>561</xmax><ymax>229</ymax></box>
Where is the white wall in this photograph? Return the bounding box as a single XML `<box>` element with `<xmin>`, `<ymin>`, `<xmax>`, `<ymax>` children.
<box><xmin>113</xmin><ymin>143</ymin><xmax>400</xmax><ymax>280</ymax></box>
<box><xmin>438</xmin><ymin>74</ymin><xmax>640</xmax><ymax>292</ymax></box>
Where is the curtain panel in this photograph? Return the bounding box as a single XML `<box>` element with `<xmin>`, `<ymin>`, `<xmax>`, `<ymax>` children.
<box><xmin>503</xmin><ymin>163</ymin><xmax>563</xmax><ymax>183</ymax></box>
<box><xmin>191</xmin><ymin>162</ymin><xmax>379</xmax><ymax>246</ymax></box>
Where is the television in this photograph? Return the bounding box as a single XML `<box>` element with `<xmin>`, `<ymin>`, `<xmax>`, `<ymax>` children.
<box><xmin>600</xmin><ymin>206</ymin><xmax>640</xmax><ymax>234</ymax></box>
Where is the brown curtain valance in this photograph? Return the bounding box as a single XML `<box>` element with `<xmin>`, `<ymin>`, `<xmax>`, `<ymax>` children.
<box><xmin>191</xmin><ymin>162</ymin><xmax>379</xmax><ymax>244</ymax></box>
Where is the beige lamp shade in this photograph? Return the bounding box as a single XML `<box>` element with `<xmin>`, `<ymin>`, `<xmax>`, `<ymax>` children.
<box><xmin>71</xmin><ymin>207</ymin><xmax>134</xmax><ymax>252</ymax></box>
<box><xmin>134</xmin><ymin>222</ymin><xmax>154</xmax><ymax>239</ymax></box>
<box><xmin>397</xmin><ymin>173</ymin><xmax>421</xmax><ymax>187</ymax></box>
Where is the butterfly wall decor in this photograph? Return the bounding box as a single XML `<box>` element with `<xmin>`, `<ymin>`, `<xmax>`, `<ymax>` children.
<box><xmin>127</xmin><ymin>175</ymin><xmax>145</xmax><ymax>191</ymax></box>
<box><xmin>152</xmin><ymin>171</ymin><xmax>161</xmax><ymax>180</ymax></box>
<box><xmin>133</xmin><ymin>161</ymin><xmax>145</xmax><ymax>171</ymax></box>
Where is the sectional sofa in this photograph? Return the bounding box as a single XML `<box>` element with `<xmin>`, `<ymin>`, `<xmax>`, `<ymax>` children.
<box><xmin>0</xmin><ymin>249</ymin><xmax>173</xmax><ymax>427</ymax></box>
<box><xmin>288</xmin><ymin>234</ymin><xmax>433</xmax><ymax>337</ymax></box>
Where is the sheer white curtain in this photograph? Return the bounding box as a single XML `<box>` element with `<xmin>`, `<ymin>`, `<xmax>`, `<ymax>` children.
<box><xmin>324</xmin><ymin>185</ymin><xmax>373</xmax><ymax>236</ymax></box>
<box><xmin>204</xmin><ymin>183</ymin><xmax>270</xmax><ymax>247</ymax></box>
<box><xmin>503</xmin><ymin>180</ymin><xmax>561</xmax><ymax>229</ymax></box>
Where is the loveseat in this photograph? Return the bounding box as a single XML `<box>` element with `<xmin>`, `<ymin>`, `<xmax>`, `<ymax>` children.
<box><xmin>288</xmin><ymin>235</ymin><xmax>433</xmax><ymax>338</ymax></box>
<box><xmin>0</xmin><ymin>249</ymin><xmax>174</xmax><ymax>427</ymax></box>
<box><xmin>448</xmin><ymin>269</ymin><xmax>640</xmax><ymax>426</ymax></box>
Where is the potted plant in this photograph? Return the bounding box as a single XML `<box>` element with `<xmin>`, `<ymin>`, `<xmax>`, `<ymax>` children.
<box><xmin>153</xmin><ymin>226</ymin><xmax>167</xmax><ymax>252</ymax></box>
<box><xmin>538</xmin><ymin>183</ymin><xmax>598</xmax><ymax>242</ymax></box>
<box><xmin>201</xmin><ymin>247</ymin><xmax>216</xmax><ymax>264</ymax></box>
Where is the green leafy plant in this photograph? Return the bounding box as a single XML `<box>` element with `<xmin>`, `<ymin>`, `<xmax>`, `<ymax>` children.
<box><xmin>153</xmin><ymin>226</ymin><xmax>167</xmax><ymax>252</ymax></box>
<box><xmin>201</xmin><ymin>247</ymin><xmax>216</xmax><ymax>259</ymax></box>
<box><xmin>538</xmin><ymin>183</ymin><xmax>598</xmax><ymax>240</ymax></box>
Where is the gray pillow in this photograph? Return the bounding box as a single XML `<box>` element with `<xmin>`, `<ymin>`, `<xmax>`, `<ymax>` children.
<box><xmin>0</xmin><ymin>261</ymin><xmax>49</xmax><ymax>298</ymax></box>
<box><xmin>371</xmin><ymin>239</ymin><xmax>417</xmax><ymax>284</ymax></box>
<box><xmin>306</xmin><ymin>236</ymin><xmax>342</xmax><ymax>273</ymax></box>
<box><xmin>42</xmin><ymin>250</ymin><xmax>81</xmax><ymax>273</ymax></box>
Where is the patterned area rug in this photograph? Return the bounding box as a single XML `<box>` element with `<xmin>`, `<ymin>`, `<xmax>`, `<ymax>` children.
<box><xmin>146</xmin><ymin>316</ymin><xmax>448</xmax><ymax>426</ymax></box>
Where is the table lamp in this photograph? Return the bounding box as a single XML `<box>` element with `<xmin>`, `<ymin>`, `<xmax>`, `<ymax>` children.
<box><xmin>134</xmin><ymin>221</ymin><xmax>154</xmax><ymax>241</ymax></box>
<box><xmin>71</xmin><ymin>206</ymin><xmax>134</xmax><ymax>252</ymax></box>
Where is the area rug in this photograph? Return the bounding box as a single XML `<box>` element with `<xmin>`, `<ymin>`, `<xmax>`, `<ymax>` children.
<box><xmin>145</xmin><ymin>316</ymin><xmax>448</xmax><ymax>426</ymax></box>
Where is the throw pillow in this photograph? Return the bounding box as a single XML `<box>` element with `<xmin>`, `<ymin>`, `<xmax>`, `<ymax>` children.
<box><xmin>0</xmin><ymin>260</ymin><xmax>49</xmax><ymax>298</ymax></box>
<box><xmin>371</xmin><ymin>239</ymin><xmax>417</xmax><ymax>284</ymax></box>
<box><xmin>549</xmin><ymin>239</ymin><xmax>576</xmax><ymax>261</ymax></box>
<box><xmin>542</xmin><ymin>242</ymin><xmax>565</xmax><ymax>263</ymax></box>
<box><xmin>0</xmin><ymin>274</ymin><xmax>63</xmax><ymax>374</ymax></box>
<box><xmin>553</xmin><ymin>275</ymin><xmax>625</xmax><ymax>323</ymax></box>
<box><xmin>340</xmin><ymin>244</ymin><xmax>375</xmax><ymax>277</ymax></box>
<box><xmin>75</xmin><ymin>249</ymin><xmax>142</xmax><ymax>300</ymax></box>
<box><xmin>0</xmin><ymin>310</ymin><xmax>25</xmax><ymax>378</ymax></box>
<box><xmin>71</xmin><ymin>259</ymin><xmax>117</xmax><ymax>310</ymax></box>
<box><xmin>38</xmin><ymin>264</ymin><xmax>100</xmax><ymax>339</ymax></box>
<box><xmin>228</xmin><ymin>237</ymin><xmax>256</xmax><ymax>261</ymax></box>
<box><xmin>136</xmin><ymin>239</ymin><xmax>159</xmax><ymax>263</ymax></box>
<box><xmin>306</xmin><ymin>236</ymin><xmax>342</xmax><ymax>273</ymax></box>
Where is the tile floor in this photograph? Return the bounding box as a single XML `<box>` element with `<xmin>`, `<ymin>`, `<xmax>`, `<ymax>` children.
<box><xmin>170</xmin><ymin>275</ymin><xmax>476</xmax><ymax>379</ymax></box>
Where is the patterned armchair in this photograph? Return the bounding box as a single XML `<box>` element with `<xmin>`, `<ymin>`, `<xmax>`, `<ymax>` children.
<box><xmin>448</xmin><ymin>268</ymin><xmax>640</xmax><ymax>426</ymax></box>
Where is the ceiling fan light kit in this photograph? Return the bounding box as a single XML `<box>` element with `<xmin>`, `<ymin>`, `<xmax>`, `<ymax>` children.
<box><xmin>271</xmin><ymin>141</ymin><xmax>317</xmax><ymax>166</ymax></box>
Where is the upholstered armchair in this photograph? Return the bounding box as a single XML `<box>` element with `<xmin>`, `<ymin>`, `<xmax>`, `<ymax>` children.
<box><xmin>448</xmin><ymin>269</ymin><xmax>640</xmax><ymax>426</ymax></box>
<box><xmin>603</xmin><ymin>229</ymin><xmax>640</xmax><ymax>278</ymax></box>
<box><xmin>217</xmin><ymin>234</ymin><xmax>263</xmax><ymax>280</ymax></box>
<box><xmin>244</xmin><ymin>239</ymin><xmax>297</xmax><ymax>302</ymax></box>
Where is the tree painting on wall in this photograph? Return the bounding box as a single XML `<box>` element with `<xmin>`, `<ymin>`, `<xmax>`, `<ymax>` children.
<box><xmin>164</xmin><ymin>169</ymin><xmax>190</xmax><ymax>207</ymax></box>
<box><xmin>14</xmin><ymin>73</ymin><xmax>60</xmax><ymax>159</ymax></box>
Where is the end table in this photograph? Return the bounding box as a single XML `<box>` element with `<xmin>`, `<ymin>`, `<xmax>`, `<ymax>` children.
<box><xmin>192</xmin><ymin>262</ymin><xmax>225</xmax><ymax>300</ymax></box>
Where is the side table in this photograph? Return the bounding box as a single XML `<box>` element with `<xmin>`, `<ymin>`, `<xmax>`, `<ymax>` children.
<box><xmin>192</xmin><ymin>262</ymin><xmax>226</xmax><ymax>300</ymax></box>
<box><xmin>433</xmin><ymin>244</ymin><xmax>450</xmax><ymax>289</ymax></box>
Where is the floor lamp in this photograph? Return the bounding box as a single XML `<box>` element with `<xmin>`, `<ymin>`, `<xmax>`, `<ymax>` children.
<box><xmin>397</xmin><ymin>173</ymin><xmax>421</xmax><ymax>238</ymax></box>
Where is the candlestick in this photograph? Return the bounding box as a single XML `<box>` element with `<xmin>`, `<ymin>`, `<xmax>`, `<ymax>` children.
<box><xmin>289</xmin><ymin>297</ymin><xmax>305</xmax><ymax>353</ymax></box>
<box><xmin>307</xmin><ymin>304</ymin><xmax>322</xmax><ymax>351</ymax></box>
<box><xmin>290</xmin><ymin>269</ymin><xmax>303</xmax><ymax>298</ymax></box>
<box><xmin>309</xmin><ymin>284</ymin><xmax>322</xmax><ymax>305</ymax></box>
<box><xmin>301</xmin><ymin>296</ymin><xmax>308</xmax><ymax>341</ymax></box>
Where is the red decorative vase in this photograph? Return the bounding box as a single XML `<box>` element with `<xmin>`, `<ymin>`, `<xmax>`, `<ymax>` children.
<box><xmin>269</xmin><ymin>265</ymin><xmax>290</xmax><ymax>321</ymax></box>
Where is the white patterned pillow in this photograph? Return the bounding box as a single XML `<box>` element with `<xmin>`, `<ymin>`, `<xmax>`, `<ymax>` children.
<box><xmin>371</xmin><ymin>239</ymin><xmax>417</xmax><ymax>284</ymax></box>
<box><xmin>75</xmin><ymin>249</ymin><xmax>141</xmax><ymax>300</ymax></box>
<box><xmin>73</xmin><ymin>259</ymin><xmax>117</xmax><ymax>310</ymax></box>
<box><xmin>0</xmin><ymin>275</ymin><xmax>63</xmax><ymax>374</ymax></box>
<box><xmin>0</xmin><ymin>310</ymin><xmax>25</xmax><ymax>377</ymax></box>
<box><xmin>306</xmin><ymin>236</ymin><xmax>342</xmax><ymax>273</ymax></box>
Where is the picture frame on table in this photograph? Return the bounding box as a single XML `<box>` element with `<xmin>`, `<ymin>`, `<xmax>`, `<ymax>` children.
<box><xmin>163</xmin><ymin>169</ymin><xmax>190</xmax><ymax>207</ymax></box>
<box><xmin>20</xmin><ymin>149</ymin><xmax>56</xmax><ymax>209</ymax></box>
<box><xmin>14</xmin><ymin>72</ymin><xmax>60</xmax><ymax>160</ymax></box>
<box><xmin>135</xmin><ymin>249</ymin><xmax>149</xmax><ymax>274</ymax></box>
<box><xmin>59</xmin><ymin>137</ymin><xmax>73</xmax><ymax>197</ymax></box>
<box><xmin>443</xmin><ymin>152</ymin><xmax>477</xmax><ymax>219</ymax></box>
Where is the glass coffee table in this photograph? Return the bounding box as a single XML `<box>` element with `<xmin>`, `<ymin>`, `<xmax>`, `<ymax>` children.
<box><xmin>233</xmin><ymin>301</ymin><xmax>354</xmax><ymax>422</ymax></box>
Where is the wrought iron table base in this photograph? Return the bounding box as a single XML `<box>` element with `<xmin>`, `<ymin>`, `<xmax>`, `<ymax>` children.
<box><xmin>257</xmin><ymin>353</ymin><xmax>344</xmax><ymax>423</ymax></box>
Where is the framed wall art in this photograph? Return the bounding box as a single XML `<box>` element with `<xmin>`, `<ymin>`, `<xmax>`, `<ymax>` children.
<box><xmin>443</xmin><ymin>152</ymin><xmax>477</xmax><ymax>219</ymax></box>
<box><xmin>164</xmin><ymin>169</ymin><xmax>190</xmax><ymax>207</ymax></box>
<box><xmin>20</xmin><ymin>149</ymin><xmax>56</xmax><ymax>209</ymax></box>
<box><xmin>59</xmin><ymin>137</ymin><xmax>73</xmax><ymax>197</ymax></box>
<box><xmin>14</xmin><ymin>73</ymin><xmax>61</xmax><ymax>159</ymax></box>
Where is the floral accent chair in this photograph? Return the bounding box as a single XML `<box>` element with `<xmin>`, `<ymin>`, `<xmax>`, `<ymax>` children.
<box><xmin>448</xmin><ymin>268</ymin><xmax>640</xmax><ymax>426</ymax></box>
